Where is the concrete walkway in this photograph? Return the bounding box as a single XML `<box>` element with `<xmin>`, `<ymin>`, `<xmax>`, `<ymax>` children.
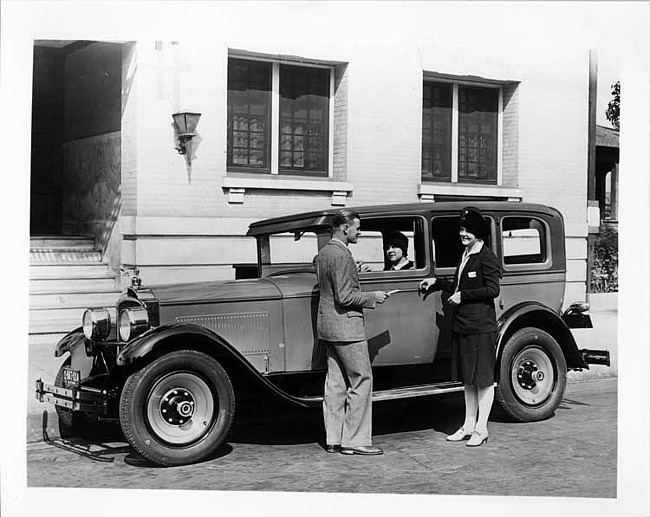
<box><xmin>26</xmin><ymin>293</ymin><xmax>618</xmax><ymax>443</ymax></box>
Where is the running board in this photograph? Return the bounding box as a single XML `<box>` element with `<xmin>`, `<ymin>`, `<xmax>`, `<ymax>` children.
<box><xmin>296</xmin><ymin>382</ymin><xmax>465</xmax><ymax>405</ymax></box>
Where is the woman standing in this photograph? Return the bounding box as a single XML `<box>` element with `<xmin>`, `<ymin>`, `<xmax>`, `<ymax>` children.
<box><xmin>420</xmin><ymin>207</ymin><xmax>501</xmax><ymax>447</ymax></box>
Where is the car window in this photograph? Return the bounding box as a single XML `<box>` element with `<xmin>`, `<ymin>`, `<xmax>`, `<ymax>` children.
<box><xmin>431</xmin><ymin>216</ymin><xmax>463</xmax><ymax>269</ymax></box>
<box><xmin>268</xmin><ymin>231</ymin><xmax>320</xmax><ymax>265</ymax></box>
<box><xmin>432</xmin><ymin>215</ymin><xmax>494</xmax><ymax>269</ymax></box>
<box><xmin>502</xmin><ymin>217</ymin><xmax>546</xmax><ymax>264</ymax></box>
<box><xmin>353</xmin><ymin>216</ymin><xmax>426</xmax><ymax>272</ymax></box>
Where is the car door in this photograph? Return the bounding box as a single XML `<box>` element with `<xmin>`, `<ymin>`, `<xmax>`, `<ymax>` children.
<box><xmin>353</xmin><ymin>215</ymin><xmax>439</xmax><ymax>366</ymax></box>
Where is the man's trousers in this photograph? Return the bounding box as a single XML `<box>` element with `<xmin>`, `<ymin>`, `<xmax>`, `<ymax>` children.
<box><xmin>322</xmin><ymin>340</ymin><xmax>373</xmax><ymax>448</ymax></box>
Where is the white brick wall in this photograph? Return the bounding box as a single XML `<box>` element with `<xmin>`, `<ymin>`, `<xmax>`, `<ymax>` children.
<box><xmin>117</xmin><ymin>16</ymin><xmax>593</xmax><ymax>290</ymax></box>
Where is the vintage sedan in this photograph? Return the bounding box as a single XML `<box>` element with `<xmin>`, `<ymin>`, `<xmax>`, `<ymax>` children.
<box><xmin>36</xmin><ymin>202</ymin><xmax>610</xmax><ymax>466</ymax></box>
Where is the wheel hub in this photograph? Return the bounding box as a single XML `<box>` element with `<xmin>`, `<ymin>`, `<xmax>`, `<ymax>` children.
<box><xmin>160</xmin><ymin>389</ymin><xmax>195</xmax><ymax>425</ymax></box>
<box><xmin>516</xmin><ymin>360</ymin><xmax>545</xmax><ymax>390</ymax></box>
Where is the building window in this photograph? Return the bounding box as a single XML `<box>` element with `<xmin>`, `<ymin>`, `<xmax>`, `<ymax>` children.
<box><xmin>280</xmin><ymin>65</ymin><xmax>329</xmax><ymax>174</ymax></box>
<box><xmin>227</xmin><ymin>59</ymin><xmax>271</xmax><ymax>171</ymax></box>
<box><xmin>422</xmin><ymin>81</ymin><xmax>500</xmax><ymax>185</ymax></box>
<box><xmin>228</xmin><ymin>57</ymin><xmax>331</xmax><ymax>176</ymax></box>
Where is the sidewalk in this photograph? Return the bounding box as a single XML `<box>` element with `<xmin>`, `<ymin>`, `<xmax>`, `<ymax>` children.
<box><xmin>26</xmin><ymin>294</ymin><xmax>618</xmax><ymax>444</ymax></box>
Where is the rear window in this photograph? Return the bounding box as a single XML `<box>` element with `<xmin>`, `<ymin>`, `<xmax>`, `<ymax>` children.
<box><xmin>502</xmin><ymin>217</ymin><xmax>547</xmax><ymax>265</ymax></box>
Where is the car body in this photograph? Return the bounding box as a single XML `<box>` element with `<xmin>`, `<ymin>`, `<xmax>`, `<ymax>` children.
<box><xmin>36</xmin><ymin>201</ymin><xmax>610</xmax><ymax>466</ymax></box>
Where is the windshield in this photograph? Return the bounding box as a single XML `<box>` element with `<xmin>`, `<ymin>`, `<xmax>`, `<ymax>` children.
<box><xmin>257</xmin><ymin>228</ymin><xmax>331</xmax><ymax>276</ymax></box>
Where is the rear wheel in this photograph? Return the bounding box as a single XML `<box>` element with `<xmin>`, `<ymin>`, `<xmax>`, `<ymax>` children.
<box><xmin>119</xmin><ymin>350</ymin><xmax>235</xmax><ymax>466</ymax></box>
<box><xmin>495</xmin><ymin>327</ymin><xmax>567</xmax><ymax>422</ymax></box>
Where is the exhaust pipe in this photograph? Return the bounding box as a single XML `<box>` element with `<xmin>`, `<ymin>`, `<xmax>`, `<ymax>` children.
<box><xmin>580</xmin><ymin>348</ymin><xmax>610</xmax><ymax>367</ymax></box>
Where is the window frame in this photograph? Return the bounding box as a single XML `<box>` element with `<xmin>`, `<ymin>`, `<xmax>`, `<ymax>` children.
<box><xmin>431</xmin><ymin>213</ymin><xmax>497</xmax><ymax>276</ymax></box>
<box><xmin>355</xmin><ymin>214</ymin><xmax>431</xmax><ymax>279</ymax></box>
<box><xmin>227</xmin><ymin>54</ymin><xmax>335</xmax><ymax>178</ymax></box>
<box><xmin>499</xmin><ymin>215</ymin><xmax>553</xmax><ymax>272</ymax></box>
<box><xmin>422</xmin><ymin>78</ymin><xmax>503</xmax><ymax>186</ymax></box>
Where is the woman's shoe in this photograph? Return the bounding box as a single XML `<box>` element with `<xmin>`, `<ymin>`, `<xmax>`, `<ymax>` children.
<box><xmin>446</xmin><ymin>426</ymin><xmax>473</xmax><ymax>442</ymax></box>
<box><xmin>466</xmin><ymin>431</ymin><xmax>489</xmax><ymax>447</ymax></box>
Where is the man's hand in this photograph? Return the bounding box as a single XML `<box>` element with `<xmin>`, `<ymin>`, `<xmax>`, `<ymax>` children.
<box><xmin>448</xmin><ymin>292</ymin><xmax>461</xmax><ymax>305</ymax></box>
<box><xmin>374</xmin><ymin>290</ymin><xmax>389</xmax><ymax>304</ymax></box>
<box><xmin>419</xmin><ymin>277</ymin><xmax>436</xmax><ymax>292</ymax></box>
<box><xmin>356</xmin><ymin>260</ymin><xmax>371</xmax><ymax>273</ymax></box>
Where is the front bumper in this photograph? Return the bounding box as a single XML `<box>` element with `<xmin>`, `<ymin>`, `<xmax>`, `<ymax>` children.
<box><xmin>35</xmin><ymin>379</ymin><xmax>110</xmax><ymax>415</ymax></box>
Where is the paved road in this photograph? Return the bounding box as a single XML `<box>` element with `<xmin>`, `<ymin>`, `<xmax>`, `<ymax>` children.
<box><xmin>26</xmin><ymin>377</ymin><xmax>617</xmax><ymax>497</ymax></box>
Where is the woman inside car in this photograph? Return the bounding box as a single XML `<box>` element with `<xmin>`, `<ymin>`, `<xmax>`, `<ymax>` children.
<box><xmin>419</xmin><ymin>207</ymin><xmax>501</xmax><ymax>447</ymax></box>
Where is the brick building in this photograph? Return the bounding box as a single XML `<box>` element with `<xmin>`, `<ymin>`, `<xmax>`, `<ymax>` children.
<box><xmin>29</xmin><ymin>8</ymin><xmax>599</xmax><ymax>340</ymax></box>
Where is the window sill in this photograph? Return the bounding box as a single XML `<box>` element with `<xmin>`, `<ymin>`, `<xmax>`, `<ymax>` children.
<box><xmin>223</xmin><ymin>176</ymin><xmax>353</xmax><ymax>205</ymax></box>
<box><xmin>418</xmin><ymin>182</ymin><xmax>523</xmax><ymax>201</ymax></box>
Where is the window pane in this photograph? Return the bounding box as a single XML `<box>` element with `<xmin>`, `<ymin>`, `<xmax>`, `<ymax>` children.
<box><xmin>227</xmin><ymin>59</ymin><xmax>271</xmax><ymax>171</ymax></box>
<box><xmin>279</xmin><ymin>65</ymin><xmax>329</xmax><ymax>175</ymax></box>
<box><xmin>502</xmin><ymin>217</ymin><xmax>546</xmax><ymax>264</ymax></box>
<box><xmin>432</xmin><ymin>217</ymin><xmax>463</xmax><ymax>268</ymax></box>
<box><xmin>458</xmin><ymin>86</ymin><xmax>498</xmax><ymax>184</ymax></box>
<box><xmin>353</xmin><ymin>217</ymin><xmax>425</xmax><ymax>272</ymax></box>
<box><xmin>422</xmin><ymin>82</ymin><xmax>452</xmax><ymax>181</ymax></box>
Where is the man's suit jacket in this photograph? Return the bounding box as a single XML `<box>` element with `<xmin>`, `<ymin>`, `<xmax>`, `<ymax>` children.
<box><xmin>433</xmin><ymin>244</ymin><xmax>501</xmax><ymax>334</ymax></box>
<box><xmin>316</xmin><ymin>239</ymin><xmax>376</xmax><ymax>342</ymax></box>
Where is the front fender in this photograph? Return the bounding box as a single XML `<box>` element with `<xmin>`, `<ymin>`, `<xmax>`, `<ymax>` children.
<box><xmin>496</xmin><ymin>302</ymin><xmax>588</xmax><ymax>371</ymax></box>
<box><xmin>54</xmin><ymin>327</ymin><xmax>86</xmax><ymax>357</ymax></box>
<box><xmin>116</xmin><ymin>324</ymin><xmax>313</xmax><ymax>408</ymax></box>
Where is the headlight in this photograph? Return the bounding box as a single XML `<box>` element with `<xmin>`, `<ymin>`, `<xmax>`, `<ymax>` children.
<box><xmin>119</xmin><ymin>307</ymin><xmax>150</xmax><ymax>341</ymax></box>
<box><xmin>82</xmin><ymin>308</ymin><xmax>111</xmax><ymax>340</ymax></box>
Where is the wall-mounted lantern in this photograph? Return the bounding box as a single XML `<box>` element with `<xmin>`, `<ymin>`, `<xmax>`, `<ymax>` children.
<box><xmin>172</xmin><ymin>112</ymin><xmax>201</xmax><ymax>155</ymax></box>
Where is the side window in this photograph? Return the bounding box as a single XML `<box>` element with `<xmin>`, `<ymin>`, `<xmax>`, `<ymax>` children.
<box><xmin>353</xmin><ymin>217</ymin><xmax>426</xmax><ymax>272</ymax></box>
<box><xmin>431</xmin><ymin>216</ymin><xmax>463</xmax><ymax>269</ymax></box>
<box><xmin>432</xmin><ymin>215</ymin><xmax>494</xmax><ymax>269</ymax></box>
<box><xmin>501</xmin><ymin>217</ymin><xmax>546</xmax><ymax>265</ymax></box>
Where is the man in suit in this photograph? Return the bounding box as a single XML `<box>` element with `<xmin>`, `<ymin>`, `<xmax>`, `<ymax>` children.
<box><xmin>315</xmin><ymin>209</ymin><xmax>389</xmax><ymax>455</ymax></box>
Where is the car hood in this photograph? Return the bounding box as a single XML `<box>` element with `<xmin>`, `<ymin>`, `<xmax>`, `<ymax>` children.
<box><xmin>148</xmin><ymin>273</ymin><xmax>318</xmax><ymax>305</ymax></box>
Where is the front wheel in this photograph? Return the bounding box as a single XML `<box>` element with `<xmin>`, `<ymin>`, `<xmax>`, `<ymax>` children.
<box><xmin>495</xmin><ymin>327</ymin><xmax>567</xmax><ymax>422</ymax></box>
<box><xmin>120</xmin><ymin>350</ymin><xmax>235</xmax><ymax>466</ymax></box>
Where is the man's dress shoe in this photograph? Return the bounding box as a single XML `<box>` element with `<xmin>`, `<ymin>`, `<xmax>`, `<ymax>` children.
<box><xmin>340</xmin><ymin>445</ymin><xmax>384</xmax><ymax>456</ymax></box>
<box><xmin>325</xmin><ymin>444</ymin><xmax>341</xmax><ymax>453</ymax></box>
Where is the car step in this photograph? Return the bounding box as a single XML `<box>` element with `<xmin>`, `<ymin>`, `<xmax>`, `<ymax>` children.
<box><xmin>297</xmin><ymin>382</ymin><xmax>464</xmax><ymax>404</ymax></box>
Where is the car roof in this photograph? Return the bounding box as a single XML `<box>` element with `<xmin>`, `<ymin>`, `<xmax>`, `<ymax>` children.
<box><xmin>247</xmin><ymin>201</ymin><xmax>560</xmax><ymax>236</ymax></box>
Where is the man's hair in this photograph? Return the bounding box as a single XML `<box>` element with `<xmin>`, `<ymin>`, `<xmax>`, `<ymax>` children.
<box><xmin>332</xmin><ymin>209</ymin><xmax>360</xmax><ymax>228</ymax></box>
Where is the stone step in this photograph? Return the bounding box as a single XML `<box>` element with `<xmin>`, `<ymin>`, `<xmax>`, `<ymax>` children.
<box><xmin>30</xmin><ymin>249</ymin><xmax>103</xmax><ymax>263</ymax></box>
<box><xmin>29</xmin><ymin>291</ymin><xmax>122</xmax><ymax>310</ymax></box>
<box><xmin>30</xmin><ymin>277</ymin><xmax>117</xmax><ymax>294</ymax></box>
<box><xmin>30</xmin><ymin>236</ymin><xmax>95</xmax><ymax>250</ymax></box>
<box><xmin>29</xmin><ymin>307</ymin><xmax>117</xmax><ymax>334</ymax></box>
<box><xmin>29</xmin><ymin>332</ymin><xmax>69</xmax><ymax>347</ymax></box>
<box><xmin>30</xmin><ymin>263</ymin><xmax>111</xmax><ymax>279</ymax></box>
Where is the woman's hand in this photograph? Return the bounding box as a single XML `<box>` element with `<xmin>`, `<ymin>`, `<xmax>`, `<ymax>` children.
<box><xmin>448</xmin><ymin>291</ymin><xmax>461</xmax><ymax>305</ymax></box>
<box><xmin>419</xmin><ymin>277</ymin><xmax>436</xmax><ymax>292</ymax></box>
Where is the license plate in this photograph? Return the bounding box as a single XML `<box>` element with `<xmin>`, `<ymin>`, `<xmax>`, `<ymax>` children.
<box><xmin>62</xmin><ymin>367</ymin><xmax>80</xmax><ymax>389</ymax></box>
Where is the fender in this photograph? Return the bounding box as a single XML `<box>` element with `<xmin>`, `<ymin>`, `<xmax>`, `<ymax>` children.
<box><xmin>496</xmin><ymin>302</ymin><xmax>588</xmax><ymax>370</ymax></box>
<box><xmin>116</xmin><ymin>323</ymin><xmax>315</xmax><ymax>408</ymax></box>
<box><xmin>54</xmin><ymin>327</ymin><xmax>86</xmax><ymax>357</ymax></box>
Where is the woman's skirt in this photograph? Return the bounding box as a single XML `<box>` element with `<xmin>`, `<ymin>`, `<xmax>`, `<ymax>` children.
<box><xmin>451</xmin><ymin>331</ymin><xmax>496</xmax><ymax>388</ymax></box>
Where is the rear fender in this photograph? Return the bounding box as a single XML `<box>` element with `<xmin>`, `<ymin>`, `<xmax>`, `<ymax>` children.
<box><xmin>496</xmin><ymin>302</ymin><xmax>588</xmax><ymax>375</ymax></box>
<box><xmin>115</xmin><ymin>324</ymin><xmax>312</xmax><ymax>407</ymax></box>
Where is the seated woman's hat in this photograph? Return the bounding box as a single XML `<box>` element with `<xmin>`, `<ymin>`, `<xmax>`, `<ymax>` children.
<box><xmin>384</xmin><ymin>231</ymin><xmax>409</xmax><ymax>254</ymax></box>
<box><xmin>459</xmin><ymin>207</ymin><xmax>488</xmax><ymax>239</ymax></box>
